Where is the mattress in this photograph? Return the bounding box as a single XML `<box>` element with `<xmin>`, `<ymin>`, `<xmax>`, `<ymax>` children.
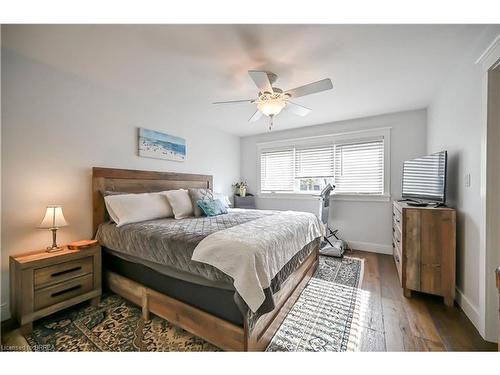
<box><xmin>102</xmin><ymin>249</ymin><xmax>244</xmax><ymax>325</ymax></box>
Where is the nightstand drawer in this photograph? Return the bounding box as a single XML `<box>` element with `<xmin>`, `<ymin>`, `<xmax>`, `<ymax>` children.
<box><xmin>34</xmin><ymin>273</ymin><xmax>94</xmax><ymax>310</ymax></box>
<box><xmin>34</xmin><ymin>257</ymin><xmax>93</xmax><ymax>289</ymax></box>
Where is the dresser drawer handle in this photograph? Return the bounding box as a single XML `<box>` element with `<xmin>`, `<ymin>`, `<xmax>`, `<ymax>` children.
<box><xmin>51</xmin><ymin>285</ymin><xmax>82</xmax><ymax>298</ymax></box>
<box><xmin>51</xmin><ymin>266</ymin><xmax>82</xmax><ymax>278</ymax></box>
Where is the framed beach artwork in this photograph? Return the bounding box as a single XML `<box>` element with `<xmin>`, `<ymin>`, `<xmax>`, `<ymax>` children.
<box><xmin>138</xmin><ymin>128</ymin><xmax>187</xmax><ymax>161</ymax></box>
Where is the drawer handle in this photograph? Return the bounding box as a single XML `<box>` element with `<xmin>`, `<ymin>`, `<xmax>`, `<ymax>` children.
<box><xmin>51</xmin><ymin>285</ymin><xmax>82</xmax><ymax>298</ymax></box>
<box><xmin>51</xmin><ymin>266</ymin><xmax>82</xmax><ymax>278</ymax></box>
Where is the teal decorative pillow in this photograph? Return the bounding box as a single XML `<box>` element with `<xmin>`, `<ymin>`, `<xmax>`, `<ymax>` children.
<box><xmin>197</xmin><ymin>199</ymin><xmax>228</xmax><ymax>217</ymax></box>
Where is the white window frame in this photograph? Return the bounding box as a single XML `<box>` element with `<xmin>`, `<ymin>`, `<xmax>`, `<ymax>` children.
<box><xmin>257</xmin><ymin>127</ymin><xmax>391</xmax><ymax>202</ymax></box>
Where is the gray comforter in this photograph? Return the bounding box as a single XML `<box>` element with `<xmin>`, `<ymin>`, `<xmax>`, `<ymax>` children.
<box><xmin>97</xmin><ymin>209</ymin><xmax>278</xmax><ymax>284</ymax></box>
<box><xmin>96</xmin><ymin>208</ymin><xmax>320</xmax><ymax>329</ymax></box>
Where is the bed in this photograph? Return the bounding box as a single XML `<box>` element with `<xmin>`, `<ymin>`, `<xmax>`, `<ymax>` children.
<box><xmin>92</xmin><ymin>167</ymin><xmax>321</xmax><ymax>351</ymax></box>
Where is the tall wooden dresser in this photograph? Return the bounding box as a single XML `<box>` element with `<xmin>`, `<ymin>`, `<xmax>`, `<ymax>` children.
<box><xmin>392</xmin><ymin>201</ymin><xmax>456</xmax><ymax>306</ymax></box>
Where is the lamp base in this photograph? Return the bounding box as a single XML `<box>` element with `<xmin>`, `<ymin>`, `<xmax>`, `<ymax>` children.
<box><xmin>45</xmin><ymin>227</ymin><xmax>63</xmax><ymax>253</ymax></box>
<box><xmin>46</xmin><ymin>246</ymin><xmax>64</xmax><ymax>253</ymax></box>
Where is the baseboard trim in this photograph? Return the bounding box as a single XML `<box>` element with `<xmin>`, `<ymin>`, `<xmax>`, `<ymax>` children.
<box><xmin>455</xmin><ymin>287</ymin><xmax>481</xmax><ymax>334</ymax></box>
<box><xmin>347</xmin><ymin>240</ymin><xmax>392</xmax><ymax>255</ymax></box>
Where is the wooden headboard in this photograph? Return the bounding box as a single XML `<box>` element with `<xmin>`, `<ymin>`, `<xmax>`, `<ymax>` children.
<box><xmin>92</xmin><ymin>167</ymin><xmax>213</xmax><ymax>233</ymax></box>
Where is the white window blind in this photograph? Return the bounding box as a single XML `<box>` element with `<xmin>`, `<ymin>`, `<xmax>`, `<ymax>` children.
<box><xmin>295</xmin><ymin>145</ymin><xmax>334</xmax><ymax>178</ymax></box>
<box><xmin>334</xmin><ymin>140</ymin><xmax>384</xmax><ymax>194</ymax></box>
<box><xmin>260</xmin><ymin>149</ymin><xmax>294</xmax><ymax>192</ymax></box>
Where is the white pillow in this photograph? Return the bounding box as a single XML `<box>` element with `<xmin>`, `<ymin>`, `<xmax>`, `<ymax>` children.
<box><xmin>104</xmin><ymin>192</ymin><xmax>173</xmax><ymax>227</ymax></box>
<box><xmin>163</xmin><ymin>189</ymin><xmax>194</xmax><ymax>219</ymax></box>
<box><xmin>213</xmin><ymin>193</ymin><xmax>231</xmax><ymax>208</ymax></box>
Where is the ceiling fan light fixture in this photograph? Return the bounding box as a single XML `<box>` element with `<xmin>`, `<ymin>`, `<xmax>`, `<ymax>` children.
<box><xmin>257</xmin><ymin>99</ymin><xmax>286</xmax><ymax>117</ymax></box>
<box><xmin>213</xmin><ymin>71</ymin><xmax>333</xmax><ymax>128</ymax></box>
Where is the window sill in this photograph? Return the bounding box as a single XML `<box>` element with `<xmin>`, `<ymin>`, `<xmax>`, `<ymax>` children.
<box><xmin>332</xmin><ymin>194</ymin><xmax>391</xmax><ymax>202</ymax></box>
<box><xmin>258</xmin><ymin>193</ymin><xmax>321</xmax><ymax>200</ymax></box>
<box><xmin>257</xmin><ymin>193</ymin><xmax>391</xmax><ymax>202</ymax></box>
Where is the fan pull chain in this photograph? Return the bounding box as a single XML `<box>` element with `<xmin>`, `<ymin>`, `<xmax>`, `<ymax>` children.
<box><xmin>269</xmin><ymin>115</ymin><xmax>274</xmax><ymax>131</ymax></box>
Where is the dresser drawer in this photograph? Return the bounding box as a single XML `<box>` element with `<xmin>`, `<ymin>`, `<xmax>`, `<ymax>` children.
<box><xmin>392</xmin><ymin>206</ymin><xmax>402</xmax><ymax>228</ymax></box>
<box><xmin>34</xmin><ymin>273</ymin><xmax>94</xmax><ymax>311</ymax></box>
<box><xmin>393</xmin><ymin>228</ymin><xmax>402</xmax><ymax>252</ymax></box>
<box><xmin>34</xmin><ymin>257</ymin><xmax>93</xmax><ymax>289</ymax></box>
<box><xmin>393</xmin><ymin>245</ymin><xmax>402</xmax><ymax>284</ymax></box>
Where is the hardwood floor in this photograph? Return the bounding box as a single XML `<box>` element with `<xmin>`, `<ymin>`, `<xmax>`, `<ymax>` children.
<box><xmin>1</xmin><ymin>250</ymin><xmax>496</xmax><ymax>351</ymax></box>
<box><xmin>350</xmin><ymin>250</ymin><xmax>496</xmax><ymax>351</ymax></box>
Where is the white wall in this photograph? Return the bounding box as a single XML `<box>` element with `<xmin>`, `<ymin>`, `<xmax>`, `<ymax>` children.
<box><xmin>427</xmin><ymin>26</ymin><xmax>500</xmax><ymax>340</ymax></box>
<box><xmin>240</xmin><ymin>109</ymin><xmax>427</xmax><ymax>253</ymax></box>
<box><xmin>0</xmin><ymin>48</ymin><xmax>240</xmax><ymax>320</ymax></box>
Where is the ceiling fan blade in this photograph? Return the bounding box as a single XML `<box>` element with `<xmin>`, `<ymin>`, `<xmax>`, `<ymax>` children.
<box><xmin>286</xmin><ymin>101</ymin><xmax>312</xmax><ymax>117</ymax></box>
<box><xmin>248</xmin><ymin>109</ymin><xmax>263</xmax><ymax>122</ymax></box>
<box><xmin>285</xmin><ymin>78</ymin><xmax>333</xmax><ymax>98</ymax></box>
<box><xmin>248</xmin><ymin>70</ymin><xmax>273</xmax><ymax>93</ymax></box>
<box><xmin>213</xmin><ymin>99</ymin><xmax>255</xmax><ymax>104</ymax></box>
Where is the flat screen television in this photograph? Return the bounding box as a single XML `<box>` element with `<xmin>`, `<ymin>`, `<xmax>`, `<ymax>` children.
<box><xmin>402</xmin><ymin>151</ymin><xmax>447</xmax><ymax>204</ymax></box>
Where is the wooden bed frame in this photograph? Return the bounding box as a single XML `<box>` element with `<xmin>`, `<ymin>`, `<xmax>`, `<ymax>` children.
<box><xmin>92</xmin><ymin>167</ymin><xmax>319</xmax><ymax>351</ymax></box>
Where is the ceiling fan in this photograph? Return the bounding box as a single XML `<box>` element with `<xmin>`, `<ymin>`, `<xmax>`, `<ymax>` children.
<box><xmin>213</xmin><ymin>70</ymin><xmax>333</xmax><ymax>130</ymax></box>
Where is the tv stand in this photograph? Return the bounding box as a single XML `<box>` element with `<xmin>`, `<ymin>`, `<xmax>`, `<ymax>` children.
<box><xmin>392</xmin><ymin>201</ymin><xmax>456</xmax><ymax>306</ymax></box>
<box><xmin>398</xmin><ymin>198</ymin><xmax>447</xmax><ymax>208</ymax></box>
<box><xmin>406</xmin><ymin>201</ymin><xmax>429</xmax><ymax>207</ymax></box>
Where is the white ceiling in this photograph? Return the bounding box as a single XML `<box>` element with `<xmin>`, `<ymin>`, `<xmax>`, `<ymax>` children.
<box><xmin>2</xmin><ymin>24</ymin><xmax>490</xmax><ymax>136</ymax></box>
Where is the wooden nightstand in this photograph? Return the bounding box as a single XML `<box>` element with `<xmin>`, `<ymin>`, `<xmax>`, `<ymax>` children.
<box><xmin>9</xmin><ymin>245</ymin><xmax>101</xmax><ymax>334</ymax></box>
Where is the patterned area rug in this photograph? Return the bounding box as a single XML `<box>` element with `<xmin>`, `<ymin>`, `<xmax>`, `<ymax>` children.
<box><xmin>24</xmin><ymin>255</ymin><xmax>364</xmax><ymax>352</ymax></box>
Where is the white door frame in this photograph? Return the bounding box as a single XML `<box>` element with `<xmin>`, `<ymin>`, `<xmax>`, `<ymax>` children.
<box><xmin>476</xmin><ymin>33</ymin><xmax>500</xmax><ymax>342</ymax></box>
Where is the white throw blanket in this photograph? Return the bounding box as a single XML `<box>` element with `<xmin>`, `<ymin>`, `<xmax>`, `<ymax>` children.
<box><xmin>191</xmin><ymin>211</ymin><xmax>324</xmax><ymax>312</ymax></box>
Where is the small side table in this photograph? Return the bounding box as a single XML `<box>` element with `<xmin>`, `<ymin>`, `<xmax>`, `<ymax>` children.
<box><xmin>234</xmin><ymin>194</ymin><xmax>256</xmax><ymax>209</ymax></box>
<box><xmin>9</xmin><ymin>245</ymin><xmax>101</xmax><ymax>334</ymax></box>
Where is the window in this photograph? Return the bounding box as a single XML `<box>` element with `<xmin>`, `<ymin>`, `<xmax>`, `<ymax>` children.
<box><xmin>258</xmin><ymin>128</ymin><xmax>390</xmax><ymax>198</ymax></box>
<box><xmin>260</xmin><ymin>148</ymin><xmax>294</xmax><ymax>193</ymax></box>
<box><xmin>333</xmin><ymin>140</ymin><xmax>384</xmax><ymax>195</ymax></box>
<box><xmin>295</xmin><ymin>145</ymin><xmax>335</xmax><ymax>192</ymax></box>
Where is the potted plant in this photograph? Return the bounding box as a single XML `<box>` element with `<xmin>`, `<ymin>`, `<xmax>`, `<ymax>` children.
<box><xmin>233</xmin><ymin>180</ymin><xmax>248</xmax><ymax>197</ymax></box>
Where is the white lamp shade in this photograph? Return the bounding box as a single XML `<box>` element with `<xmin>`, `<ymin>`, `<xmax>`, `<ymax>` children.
<box><xmin>257</xmin><ymin>99</ymin><xmax>286</xmax><ymax>117</ymax></box>
<box><xmin>39</xmin><ymin>205</ymin><xmax>69</xmax><ymax>229</ymax></box>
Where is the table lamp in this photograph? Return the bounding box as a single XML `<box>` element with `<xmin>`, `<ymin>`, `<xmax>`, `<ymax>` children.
<box><xmin>39</xmin><ymin>205</ymin><xmax>69</xmax><ymax>252</ymax></box>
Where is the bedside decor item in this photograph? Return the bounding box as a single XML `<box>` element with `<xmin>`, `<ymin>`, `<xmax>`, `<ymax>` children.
<box><xmin>164</xmin><ymin>189</ymin><xmax>194</xmax><ymax>219</ymax></box>
<box><xmin>38</xmin><ymin>205</ymin><xmax>69</xmax><ymax>252</ymax></box>
<box><xmin>68</xmin><ymin>239</ymin><xmax>99</xmax><ymax>250</ymax></box>
<box><xmin>104</xmin><ymin>191</ymin><xmax>173</xmax><ymax>226</ymax></box>
<box><xmin>138</xmin><ymin>128</ymin><xmax>186</xmax><ymax>161</ymax></box>
<box><xmin>188</xmin><ymin>188</ymin><xmax>214</xmax><ymax>217</ymax></box>
<box><xmin>233</xmin><ymin>180</ymin><xmax>248</xmax><ymax>197</ymax></box>
<box><xmin>213</xmin><ymin>193</ymin><xmax>231</xmax><ymax>209</ymax></box>
<box><xmin>197</xmin><ymin>199</ymin><xmax>228</xmax><ymax>217</ymax></box>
